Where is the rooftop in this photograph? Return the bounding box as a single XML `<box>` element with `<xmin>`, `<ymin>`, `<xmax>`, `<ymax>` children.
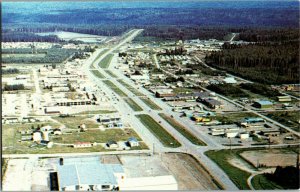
<box><xmin>57</xmin><ymin>157</ymin><xmax>124</xmax><ymax>188</ymax></box>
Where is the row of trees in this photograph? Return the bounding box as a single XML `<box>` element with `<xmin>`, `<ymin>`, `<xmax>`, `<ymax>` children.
<box><xmin>3</xmin><ymin>84</ymin><xmax>25</xmax><ymax>91</ymax></box>
<box><xmin>2</xmin><ymin>68</ymin><xmax>19</xmax><ymax>74</ymax></box>
<box><xmin>240</xmin><ymin>83</ymin><xmax>282</xmax><ymax>98</ymax></box>
<box><xmin>205</xmin><ymin>41</ymin><xmax>299</xmax><ymax>84</ymax></box>
<box><xmin>2</xmin><ymin>48</ymin><xmax>76</xmax><ymax>64</ymax></box>
<box><xmin>206</xmin><ymin>84</ymin><xmax>249</xmax><ymax>98</ymax></box>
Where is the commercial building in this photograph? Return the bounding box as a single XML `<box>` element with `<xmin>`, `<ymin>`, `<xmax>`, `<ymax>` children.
<box><xmin>277</xmin><ymin>96</ymin><xmax>292</xmax><ymax>102</ymax></box>
<box><xmin>253</xmin><ymin>100</ymin><xmax>273</xmax><ymax>109</ymax></box>
<box><xmin>57</xmin><ymin>157</ymin><xmax>124</xmax><ymax>191</ymax></box>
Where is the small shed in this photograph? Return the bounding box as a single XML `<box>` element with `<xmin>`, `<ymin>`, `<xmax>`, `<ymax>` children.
<box><xmin>128</xmin><ymin>137</ymin><xmax>139</xmax><ymax>147</ymax></box>
<box><xmin>73</xmin><ymin>142</ymin><xmax>92</xmax><ymax>148</ymax></box>
<box><xmin>106</xmin><ymin>141</ymin><xmax>118</xmax><ymax>149</ymax></box>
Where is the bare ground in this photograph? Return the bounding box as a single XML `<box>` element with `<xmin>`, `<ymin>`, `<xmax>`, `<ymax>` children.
<box><xmin>161</xmin><ymin>153</ymin><xmax>220</xmax><ymax>190</ymax></box>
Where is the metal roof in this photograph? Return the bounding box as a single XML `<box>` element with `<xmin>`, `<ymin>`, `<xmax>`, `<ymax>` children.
<box><xmin>57</xmin><ymin>157</ymin><xmax>124</xmax><ymax>188</ymax></box>
<box><xmin>256</xmin><ymin>100</ymin><xmax>273</xmax><ymax>105</ymax></box>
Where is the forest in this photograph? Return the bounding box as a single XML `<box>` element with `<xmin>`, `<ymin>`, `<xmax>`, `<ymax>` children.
<box><xmin>205</xmin><ymin>41</ymin><xmax>299</xmax><ymax>84</ymax></box>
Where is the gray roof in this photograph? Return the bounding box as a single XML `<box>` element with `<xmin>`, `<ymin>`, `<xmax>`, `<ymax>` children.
<box><xmin>57</xmin><ymin>157</ymin><xmax>124</xmax><ymax>188</ymax></box>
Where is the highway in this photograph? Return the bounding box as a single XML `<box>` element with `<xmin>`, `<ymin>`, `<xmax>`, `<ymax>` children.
<box><xmin>81</xmin><ymin>29</ymin><xmax>239</xmax><ymax>190</ymax></box>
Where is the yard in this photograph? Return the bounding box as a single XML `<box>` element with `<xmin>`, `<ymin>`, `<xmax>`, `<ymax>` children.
<box><xmin>213</xmin><ymin>112</ymin><xmax>259</xmax><ymax>124</ymax></box>
<box><xmin>159</xmin><ymin>113</ymin><xmax>206</xmax><ymax>146</ymax></box>
<box><xmin>52</xmin><ymin>115</ymin><xmax>98</xmax><ymax>129</ymax></box>
<box><xmin>140</xmin><ymin>97</ymin><xmax>162</xmax><ymax>110</ymax></box>
<box><xmin>136</xmin><ymin>114</ymin><xmax>181</xmax><ymax>148</ymax></box>
<box><xmin>52</xmin><ymin>128</ymin><xmax>142</xmax><ymax>144</ymax></box>
<box><xmin>124</xmin><ymin>98</ymin><xmax>143</xmax><ymax>111</ymax></box>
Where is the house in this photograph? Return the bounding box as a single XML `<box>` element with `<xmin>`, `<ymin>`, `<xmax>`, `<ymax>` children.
<box><xmin>57</xmin><ymin>157</ymin><xmax>124</xmax><ymax>191</ymax></box>
<box><xmin>52</xmin><ymin>128</ymin><xmax>62</xmax><ymax>135</ymax></box>
<box><xmin>260</xmin><ymin>129</ymin><xmax>280</xmax><ymax>137</ymax></box>
<box><xmin>114</xmin><ymin>122</ymin><xmax>123</xmax><ymax>128</ymax></box>
<box><xmin>73</xmin><ymin>142</ymin><xmax>92</xmax><ymax>148</ymax></box>
<box><xmin>106</xmin><ymin>140</ymin><xmax>118</xmax><ymax>149</ymax></box>
<box><xmin>239</xmin><ymin>132</ymin><xmax>250</xmax><ymax>139</ymax></box>
<box><xmin>128</xmin><ymin>137</ymin><xmax>139</xmax><ymax>147</ymax></box>
<box><xmin>253</xmin><ymin>100</ymin><xmax>273</xmax><ymax>109</ymax></box>
<box><xmin>240</xmin><ymin>117</ymin><xmax>265</xmax><ymax>127</ymax></box>
<box><xmin>33</xmin><ymin>131</ymin><xmax>42</xmax><ymax>142</ymax></box>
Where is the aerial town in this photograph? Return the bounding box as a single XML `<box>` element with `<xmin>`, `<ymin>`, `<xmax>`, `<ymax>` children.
<box><xmin>2</xmin><ymin>1</ymin><xmax>300</xmax><ymax>191</ymax></box>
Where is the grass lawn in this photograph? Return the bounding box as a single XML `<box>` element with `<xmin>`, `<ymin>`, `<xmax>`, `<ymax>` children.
<box><xmin>213</xmin><ymin>112</ymin><xmax>258</xmax><ymax>124</ymax></box>
<box><xmin>74</xmin><ymin>110</ymin><xmax>117</xmax><ymax>115</ymax></box>
<box><xmin>53</xmin><ymin>128</ymin><xmax>142</xmax><ymax>144</ymax></box>
<box><xmin>124</xmin><ymin>98</ymin><xmax>143</xmax><ymax>111</ymax></box>
<box><xmin>105</xmin><ymin>70</ymin><xmax>118</xmax><ymax>78</ymax></box>
<box><xmin>102</xmin><ymin>80</ymin><xmax>128</xmax><ymax>97</ymax></box>
<box><xmin>252</xmin><ymin>174</ymin><xmax>283</xmax><ymax>190</ymax></box>
<box><xmin>90</xmin><ymin>70</ymin><xmax>105</xmax><ymax>79</ymax></box>
<box><xmin>159</xmin><ymin>113</ymin><xmax>206</xmax><ymax>146</ymax></box>
<box><xmin>52</xmin><ymin>115</ymin><xmax>98</xmax><ymax>129</ymax></box>
<box><xmin>117</xmin><ymin>79</ymin><xmax>145</xmax><ymax>96</ymax></box>
<box><xmin>136</xmin><ymin>114</ymin><xmax>181</xmax><ymax>148</ymax></box>
<box><xmin>205</xmin><ymin>149</ymin><xmax>252</xmax><ymax>190</ymax></box>
<box><xmin>265</xmin><ymin>111</ymin><xmax>300</xmax><ymax>132</ymax></box>
<box><xmin>92</xmin><ymin>49</ymin><xmax>109</xmax><ymax>64</ymax></box>
<box><xmin>140</xmin><ymin>97</ymin><xmax>162</xmax><ymax>110</ymax></box>
<box><xmin>98</xmin><ymin>54</ymin><xmax>114</xmax><ymax>68</ymax></box>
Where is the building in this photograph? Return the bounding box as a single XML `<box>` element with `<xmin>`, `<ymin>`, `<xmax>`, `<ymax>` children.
<box><xmin>240</xmin><ymin>117</ymin><xmax>265</xmax><ymax>127</ymax></box>
<box><xmin>223</xmin><ymin>77</ymin><xmax>237</xmax><ymax>84</ymax></box>
<box><xmin>127</xmin><ymin>137</ymin><xmax>139</xmax><ymax>147</ymax></box>
<box><xmin>73</xmin><ymin>142</ymin><xmax>92</xmax><ymax>148</ymax></box>
<box><xmin>57</xmin><ymin>157</ymin><xmax>124</xmax><ymax>191</ymax></box>
<box><xmin>277</xmin><ymin>96</ymin><xmax>292</xmax><ymax>102</ymax></box>
<box><xmin>253</xmin><ymin>100</ymin><xmax>273</xmax><ymax>109</ymax></box>
<box><xmin>202</xmin><ymin>98</ymin><xmax>223</xmax><ymax>109</ymax></box>
<box><xmin>106</xmin><ymin>140</ymin><xmax>118</xmax><ymax>149</ymax></box>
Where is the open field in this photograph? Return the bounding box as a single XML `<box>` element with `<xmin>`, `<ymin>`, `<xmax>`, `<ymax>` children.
<box><xmin>2</xmin><ymin>122</ymin><xmax>61</xmax><ymax>148</ymax></box>
<box><xmin>159</xmin><ymin>113</ymin><xmax>206</xmax><ymax>146</ymax></box>
<box><xmin>3</xmin><ymin>53</ymin><xmax>46</xmax><ymax>58</ymax></box>
<box><xmin>117</xmin><ymin>79</ymin><xmax>145</xmax><ymax>96</ymax></box>
<box><xmin>74</xmin><ymin>110</ymin><xmax>117</xmax><ymax>115</ymax></box>
<box><xmin>105</xmin><ymin>70</ymin><xmax>118</xmax><ymax>78</ymax></box>
<box><xmin>124</xmin><ymin>98</ymin><xmax>143</xmax><ymax>111</ymax></box>
<box><xmin>90</xmin><ymin>70</ymin><xmax>105</xmax><ymax>79</ymax></box>
<box><xmin>102</xmin><ymin>80</ymin><xmax>128</xmax><ymax>97</ymax></box>
<box><xmin>251</xmin><ymin>174</ymin><xmax>284</xmax><ymax>190</ymax></box>
<box><xmin>205</xmin><ymin>149</ymin><xmax>252</xmax><ymax>190</ymax></box>
<box><xmin>264</xmin><ymin>111</ymin><xmax>300</xmax><ymax>132</ymax></box>
<box><xmin>136</xmin><ymin>114</ymin><xmax>181</xmax><ymax>148</ymax></box>
<box><xmin>98</xmin><ymin>54</ymin><xmax>113</xmax><ymax>68</ymax></box>
<box><xmin>52</xmin><ymin>115</ymin><xmax>98</xmax><ymax>129</ymax></box>
<box><xmin>205</xmin><ymin>147</ymin><xmax>299</xmax><ymax>190</ymax></box>
<box><xmin>162</xmin><ymin>153</ymin><xmax>222</xmax><ymax>190</ymax></box>
<box><xmin>52</xmin><ymin>128</ymin><xmax>142</xmax><ymax>144</ymax></box>
<box><xmin>213</xmin><ymin>112</ymin><xmax>259</xmax><ymax>124</ymax></box>
<box><xmin>140</xmin><ymin>97</ymin><xmax>162</xmax><ymax>110</ymax></box>
<box><xmin>240</xmin><ymin>148</ymin><xmax>299</xmax><ymax>168</ymax></box>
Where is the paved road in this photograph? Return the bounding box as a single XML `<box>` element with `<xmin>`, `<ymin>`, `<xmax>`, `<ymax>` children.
<box><xmin>82</xmin><ymin>29</ymin><xmax>239</xmax><ymax>190</ymax></box>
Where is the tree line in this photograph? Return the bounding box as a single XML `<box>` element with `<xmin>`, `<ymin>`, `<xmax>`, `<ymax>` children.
<box><xmin>205</xmin><ymin>41</ymin><xmax>299</xmax><ymax>84</ymax></box>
